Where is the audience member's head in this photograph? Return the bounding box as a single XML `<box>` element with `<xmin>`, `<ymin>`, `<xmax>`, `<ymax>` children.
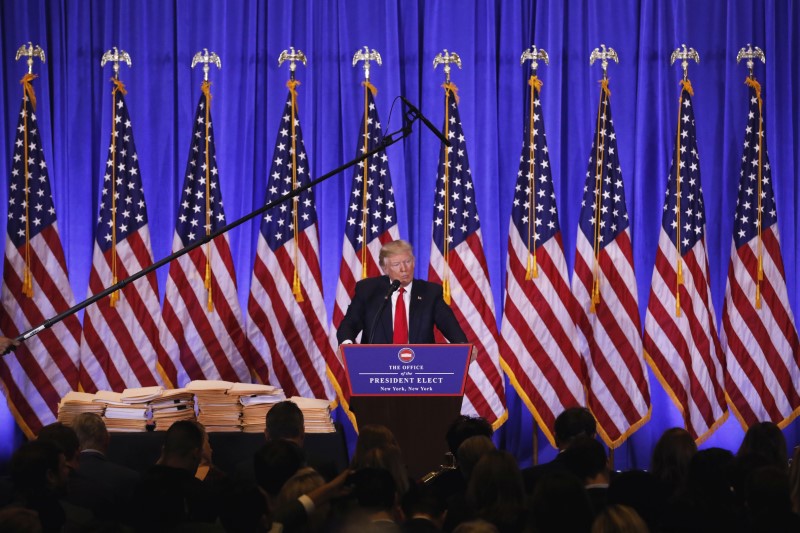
<box><xmin>402</xmin><ymin>481</ymin><xmax>447</xmax><ymax>527</ymax></box>
<box><xmin>687</xmin><ymin>447</ymin><xmax>735</xmax><ymax>500</ymax></box>
<box><xmin>455</xmin><ymin>435</ymin><xmax>495</xmax><ymax>481</ymax></box>
<box><xmin>218</xmin><ymin>481</ymin><xmax>269</xmax><ymax>533</ymax></box>
<box><xmin>467</xmin><ymin>450</ymin><xmax>526</xmax><ymax>531</ymax></box>
<box><xmin>352</xmin><ymin>444</ymin><xmax>409</xmax><ymax>497</ymax></box>
<box><xmin>190</xmin><ymin>420</ymin><xmax>214</xmax><ymax>468</ymax></box>
<box><xmin>529</xmin><ymin>471</ymin><xmax>594</xmax><ymax>533</ymax></box>
<box><xmin>561</xmin><ymin>435</ymin><xmax>608</xmax><ymax>484</ymax></box>
<box><xmin>445</xmin><ymin>416</ymin><xmax>493</xmax><ymax>456</ymax></box>
<box><xmin>607</xmin><ymin>470</ymin><xmax>661</xmax><ymax>529</ymax></box>
<box><xmin>591</xmin><ymin>504</ymin><xmax>649</xmax><ymax>533</ymax></box>
<box><xmin>554</xmin><ymin>407</ymin><xmax>597</xmax><ymax>450</ymax></box>
<box><xmin>254</xmin><ymin>439</ymin><xmax>306</xmax><ymax>498</ymax></box>
<box><xmin>72</xmin><ymin>412</ymin><xmax>109</xmax><ymax>453</ymax></box>
<box><xmin>351</xmin><ymin>424</ymin><xmax>398</xmax><ymax>467</ymax></box>
<box><xmin>737</xmin><ymin>421</ymin><xmax>788</xmax><ymax>471</ymax></box>
<box><xmin>265</xmin><ymin>400</ymin><xmax>305</xmax><ymax>445</ymax></box>
<box><xmin>276</xmin><ymin>467</ymin><xmax>328</xmax><ymax>531</ymax></box>
<box><xmin>36</xmin><ymin>422</ymin><xmax>79</xmax><ymax>470</ymax></box>
<box><xmin>744</xmin><ymin>465</ymin><xmax>795</xmax><ymax>530</ymax></box>
<box><xmin>10</xmin><ymin>440</ymin><xmax>69</xmax><ymax>500</ymax></box>
<box><xmin>451</xmin><ymin>519</ymin><xmax>500</xmax><ymax>533</ymax></box>
<box><xmin>650</xmin><ymin>427</ymin><xmax>696</xmax><ymax>494</ymax></box>
<box><xmin>160</xmin><ymin>419</ymin><xmax>205</xmax><ymax>472</ymax></box>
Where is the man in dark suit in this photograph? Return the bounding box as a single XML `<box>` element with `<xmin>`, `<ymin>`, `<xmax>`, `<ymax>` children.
<box><xmin>337</xmin><ymin>240</ymin><xmax>466</xmax><ymax>345</ymax></box>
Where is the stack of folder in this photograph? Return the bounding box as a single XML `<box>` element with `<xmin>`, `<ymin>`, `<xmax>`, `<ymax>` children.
<box><xmin>149</xmin><ymin>388</ymin><xmax>195</xmax><ymax>430</ymax></box>
<box><xmin>231</xmin><ymin>383</ymin><xmax>286</xmax><ymax>433</ymax></box>
<box><xmin>186</xmin><ymin>380</ymin><xmax>241</xmax><ymax>432</ymax></box>
<box><xmin>290</xmin><ymin>396</ymin><xmax>336</xmax><ymax>433</ymax></box>
<box><xmin>96</xmin><ymin>390</ymin><xmax>149</xmax><ymax>432</ymax></box>
<box><xmin>57</xmin><ymin>391</ymin><xmax>105</xmax><ymax>425</ymax></box>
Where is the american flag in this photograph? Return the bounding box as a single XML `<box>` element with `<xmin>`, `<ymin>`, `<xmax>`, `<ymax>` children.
<box><xmin>329</xmin><ymin>86</ymin><xmax>399</xmax><ymax>402</ymax></box>
<box><xmin>571</xmin><ymin>82</ymin><xmax>650</xmax><ymax>447</ymax></box>
<box><xmin>643</xmin><ymin>81</ymin><xmax>727</xmax><ymax>442</ymax></box>
<box><xmin>721</xmin><ymin>79</ymin><xmax>800</xmax><ymax>428</ymax></box>
<box><xmin>0</xmin><ymin>75</ymin><xmax>81</xmax><ymax>437</ymax></box>
<box><xmin>499</xmin><ymin>76</ymin><xmax>586</xmax><ymax>445</ymax></box>
<box><xmin>79</xmin><ymin>80</ymin><xmax>168</xmax><ymax>392</ymax></box>
<box><xmin>427</xmin><ymin>85</ymin><xmax>506</xmax><ymax>427</ymax></box>
<box><xmin>161</xmin><ymin>82</ymin><xmax>254</xmax><ymax>386</ymax></box>
<box><xmin>247</xmin><ymin>85</ymin><xmax>334</xmax><ymax>400</ymax></box>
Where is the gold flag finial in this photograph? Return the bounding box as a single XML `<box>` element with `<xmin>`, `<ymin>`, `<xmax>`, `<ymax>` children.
<box><xmin>191</xmin><ymin>48</ymin><xmax>222</xmax><ymax>81</ymax></box>
<box><xmin>433</xmin><ymin>49</ymin><xmax>462</xmax><ymax>83</ymax></box>
<box><xmin>353</xmin><ymin>46</ymin><xmax>382</xmax><ymax>82</ymax></box>
<box><xmin>15</xmin><ymin>42</ymin><xmax>46</xmax><ymax>75</ymax></box>
<box><xmin>278</xmin><ymin>47</ymin><xmax>307</xmax><ymax>81</ymax></box>
<box><xmin>521</xmin><ymin>45</ymin><xmax>549</xmax><ymax>74</ymax></box>
<box><xmin>589</xmin><ymin>44</ymin><xmax>619</xmax><ymax>80</ymax></box>
<box><xmin>101</xmin><ymin>47</ymin><xmax>132</xmax><ymax>79</ymax></box>
<box><xmin>736</xmin><ymin>43</ymin><xmax>765</xmax><ymax>77</ymax></box>
<box><xmin>670</xmin><ymin>44</ymin><xmax>700</xmax><ymax>81</ymax></box>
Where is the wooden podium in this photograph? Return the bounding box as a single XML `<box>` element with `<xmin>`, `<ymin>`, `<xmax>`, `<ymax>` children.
<box><xmin>341</xmin><ymin>344</ymin><xmax>472</xmax><ymax>479</ymax></box>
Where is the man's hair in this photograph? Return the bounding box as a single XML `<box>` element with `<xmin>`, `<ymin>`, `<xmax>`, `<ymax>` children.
<box><xmin>379</xmin><ymin>240</ymin><xmax>414</xmax><ymax>267</ymax></box>
<box><xmin>72</xmin><ymin>412</ymin><xmax>108</xmax><ymax>451</ymax></box>
<box><xmin>561</xmin><ymin>436</ymin><xmax>607</xmax><ymax>481</ymax></box>
<box><xmin>266</xmin><ymin>400</ymin><xmax>304</xmax><ymax>441</ymax></box>
<box><xmin>162</xmin><ymin>420</ymin><xmax>204</xmax><ymax>458</ymax></box>
<box><xmin>254</xmin><ymin>439</ymin><xmax>306</xmax><ymax>496</ymax></box>
<box><xmin>11</xmin><ymin>440</ymin><xmax>62</xmax><ymax>496</ymax></box>
<box><xmin>553</xmin><ymin>407</ymin><xmax>596</xmax><ymax>449</ymax></box>
<box><xmin>37</xmin><ymin>422</ymin><xmax>79</xmax><ymax>462</ymax></box>
<box><xmin>353</xmin><ymin>467</ymin><xmax>397</xmax><ymax>511</ymax></box>
<box><xmin>445</xmin><ymin>415</ymin><xmax>493</xmax><ymax>456</ymax></box>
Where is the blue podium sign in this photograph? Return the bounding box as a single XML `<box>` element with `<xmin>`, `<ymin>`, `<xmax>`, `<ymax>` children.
<box><xmin>340</xmin><ymin>344</ymin><xmax>472</xmax><ymax>397</ymax></box>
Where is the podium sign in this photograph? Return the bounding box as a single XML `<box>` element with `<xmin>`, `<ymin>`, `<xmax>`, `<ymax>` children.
<box><xmin>341</xmin><ymin>344</ymin><xmax>471</xmax><ymax>396</ymax></box>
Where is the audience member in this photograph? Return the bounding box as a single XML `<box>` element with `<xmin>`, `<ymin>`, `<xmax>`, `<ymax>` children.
<box><xmin>561</xmin><ymin>436</ymin><xmax>609</xmax><ymax>516</ymax></box>
<box><xmin>528</xmin><ymin>471</ymin><xmax>594</xmax><ymax>533</ymax></box>
<box><xmin>606</xmin><ymin>470</ymin><xmax>661</xmax><ymax>531</ymax></box>
<box><xmin>650</xmin><ymin>427</ymin><xmax>696</xmax><ymax>498</ymax></box>
<box><xmin>441</xmin><ymin>436</ymin><xmax>495</xmax><ymax>531</ymax></box>
<box><xmin>591</xmin><ymin>504</ymin><xmax>649</xmax><ymax>533</ymax></box>
<box><xmin>737</xmin><ymin>421</ymin><xmax>789</xmax><ymax>471</ymax></box>
<box><xmin>67</xmin><ymin>412</ymin><xmax>139</xmax><ymax>521</ymax></box>
<box><xmin>401</xmin><ymin>481</ymin><xmax>447</xmax><ymax>532</ymax></box>
<box><xmin>744</xmin><ymin>465</ymin><xmax>800</xmax><ymax>532</ymax></box>
<box><xmin>788</xmin><ymin>445</ymin><xmax>800</xmax><ymax>514</ymax></box>
<box><xmin>465</xmin><ymin>450</ymin><xmax>526</xmax><ymax>533</ymax></box>
<box><xmin>451</xmin><ymin>519</ymin><xmax>498</xmax><ymax>533</ymax></box>
<box><xmin>522</xmin><ymin>407</ymin><xmax>597</xmax><ymax>494</ymax></box>
<box><xmin>344</xmin><ymin>467</ymin><xmax>403</xmax><ymax>531</ymax></box>
<box><xmin>276</xmin><ymin>467</ymin><xmax>327</xmax><ymax>531</ymax></box>
<box><xmin>129</xmin><ymin>420</ymin><xmax>218</xmax><ymax>531</ymax></box>
<box><xmin>455</xmin><ymin>436</ymin><xmax>495</xmax><ymax>482</ymax></box>
<box><xmin>0</xmin><ymin>506</ymin><xmax>42</xmax><ymax>532</ymax></box>
<box><xmin>266</xmin><ymin>400</ymin><xmax>305</xmax><ymax>445</ymax></box>
<box><xmin>352</xmin><ymin>425</ymin><xmax>400</xmax><ymax>466</ymax></box>
<box><xmin>36</xmin><ymin>422</ymin><xmax>80</xmax><ymax>472</ymax></box>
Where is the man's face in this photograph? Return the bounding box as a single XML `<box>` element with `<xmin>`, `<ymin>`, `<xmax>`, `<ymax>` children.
<box><xmin>381</xmin><ymin>251</ymin><xmax>415</xmax><ymax>287</ymax></box>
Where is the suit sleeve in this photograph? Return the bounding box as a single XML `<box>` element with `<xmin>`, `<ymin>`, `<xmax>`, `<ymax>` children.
<box><xmin>336</xmin><ymin>282</ymin><xmax>366</xmax><ymax>344</ymax></box>
<box><xmin>433</xmin><ymin>286</ymin><xmax>468</xmax><ymax>344</ymax></box>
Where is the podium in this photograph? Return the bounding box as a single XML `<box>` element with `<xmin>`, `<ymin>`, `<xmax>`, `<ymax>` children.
<box><xmin>341</xmin><ymin>343</ymin><xmax>472</xmax><ymax>478</ymax></box>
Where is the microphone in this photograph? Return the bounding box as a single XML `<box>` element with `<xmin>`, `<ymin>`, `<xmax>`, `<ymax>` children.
<box><xmin>400</xmin><ymin>96</ymin><xmax>452</xmax><ymax>147</ymax></box>
<box><xmin>368</xmin><ymin>279</ymin><xmax>402</xmax><ymax>344</ymax></box>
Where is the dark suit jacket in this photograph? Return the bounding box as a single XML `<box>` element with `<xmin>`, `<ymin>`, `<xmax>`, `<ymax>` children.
<box><xmin>337</xmin><ymin>276</ymin><xmax>467</xmax><ymax>345</ymax></box>
<box><xmin>66</xmin><ymin>450</ymin><xmax>140</xmax><ymax>520</ymax></box>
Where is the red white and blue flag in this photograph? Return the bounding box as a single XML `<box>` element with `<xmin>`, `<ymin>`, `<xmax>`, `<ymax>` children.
<box><xmin>499</xmin><ymin>76</ymin><xmax>586</xmax><ymax>446</ymax></box>
<box><xmin>571</xmin><ymin>82</ymin><xmax>650</xmax><ymax>447</ymax></box>
<box><xmin>0</xmin><ymin>75</ymin><xmax>81</xmax><ymax>437</ymax></box>
<box><xmin>643</xmin><ymin>81</ymin><xmax>727</xmax><ymax>442</ymax></box>
<box><xmin>721</xmin><ymin>79</ymin><xmax>800</xmax><ymax>428</ymax></box>
<box><xmin>161</xmin><ymin>82</ymin><xmax>254</xmax><ymax>386</ymax></box>
<box><xmin>428</xmin><ymin>84</ymin><xmax>506</xmax><ymax>428</ymax></box>
<box><xmin>247</xmin><ymin>84</ymin><xmax>334</xmax><ymax>400</ymax></box>
<box><xmin>329</xmin><ymin>85</ymin><xmax>399</xmax><ymax>403</ymax></box>
<box><xmin>79</xmin><ymin>80</ymin><xmax>168</xmax><ymax>392</ymax></box>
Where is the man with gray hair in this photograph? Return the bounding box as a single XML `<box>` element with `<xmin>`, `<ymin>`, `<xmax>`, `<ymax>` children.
<box><xmin>68</xmin><ymin>412</ymin><xmax>139</xmax><ymax>519</ymax></box>
<box><xmin>337</xmin><ymin>239</ymin><xmax>466</xmax><ymax>345</ymax></box>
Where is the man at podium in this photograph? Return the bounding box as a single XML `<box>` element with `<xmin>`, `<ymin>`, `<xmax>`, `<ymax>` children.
<box><xmin>337</xmin><ymin>240</ymin><xmax>466</xmax><ymax>345</ymax></box>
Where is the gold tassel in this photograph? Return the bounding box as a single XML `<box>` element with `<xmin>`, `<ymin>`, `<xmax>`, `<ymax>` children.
<box><xmin>443</xmin><ymin>277</ymin><xmax>451</xmax><ymax>305</ymax></box>
<box><xmin>677</xmin><ymin>257</ymin><xmax>684</xmax><ymax>284</ymax></box>
<box><xmin>676</xmin><ymin>290</ymin><xmax>682</xmax><ymax>317</ymax></box>
<box><xmin>109</xmin><ymin>275</ymin><xmax>119</xmax><ymax>307</ymax></box>
<box><xmin>293</xmin><ymin>268</ymin><xmax>304</xmax><ymax>302</ymax></box>
<box><xmin>22</xmin><ymin>267</ymin><xmax>33</xmax><ymax>297</ymax></box>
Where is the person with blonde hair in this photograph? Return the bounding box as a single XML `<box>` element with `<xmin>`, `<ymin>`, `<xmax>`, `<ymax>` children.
<box><xmin>591</xmin><ymin>504</ymin><xmax>649</xmax><ymax>533</ymax></box>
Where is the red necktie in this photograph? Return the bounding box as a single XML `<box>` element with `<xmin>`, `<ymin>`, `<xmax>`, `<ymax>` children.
<box><xmin>393</xmin><ymin>287</ymin><xmax>408</xmax><ymax>344</ymax></box>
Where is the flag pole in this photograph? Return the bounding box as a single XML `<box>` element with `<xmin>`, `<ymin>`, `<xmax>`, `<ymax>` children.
<box><xmin>352</xmin><ymin>47</ymin><xmax>382</xmax><ymax>280</ymax></box>
<box><xmin>736</xmin><ymin>44</ymin><xmax>766</xmax><ymax>309</ymax></box>
<box><xmin>588</xmin><ymin>45</ymin><xmax>619</xmax><ymax>313</ymax></box>
<box><xmin>100</xmin><ymin>47</ymin><xmax>132</xmax><ymax>307</ymax></box>
<box><xmin>433</xmin><ymin>49</ymin><xmax>462</xmax><ymax>305</ymax></box>
<box><xmin>669</xmin><ymin>45</ymin><xmax>699</xmax><ymax>318</ymax></box>
<box><xmin>11</xmin><ymin>99</ymin><xmax>416</xmax><ymax>348</ymax></box>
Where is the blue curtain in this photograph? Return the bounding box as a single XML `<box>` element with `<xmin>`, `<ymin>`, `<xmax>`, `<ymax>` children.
<box><xmin>1</xmin><ymin>0</ymin><xmax>798</xmax><ymax>470</ymax></box>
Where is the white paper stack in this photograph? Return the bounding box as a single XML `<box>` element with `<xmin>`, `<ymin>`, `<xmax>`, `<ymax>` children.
<box><xmin>186</xmin><ymin>380</ymin><xmax>241</xmax><ymax>432</ymax></box>
<box><xmin>95</xmin><ymin>390</ymin><xmax>150</xmax><ymax>432</ymax></box>
<box><xmin>150</xmin><ymin>388</ymin><xmax>195</xmax><ymax>430</ymax></box>
<box><xmin>57</xmin><ymin>391</ymin><xmax>104</xmax><ymax>425</ymax></box>
<box><xmin>230</xmin><ymin>383</ymin><xmax>286</xmax><ymax>433</ymax></box>
<box><xmin>290</xmin><ymin>396</ymin><xmax>336</xmax><ymax>433</ymax></box>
